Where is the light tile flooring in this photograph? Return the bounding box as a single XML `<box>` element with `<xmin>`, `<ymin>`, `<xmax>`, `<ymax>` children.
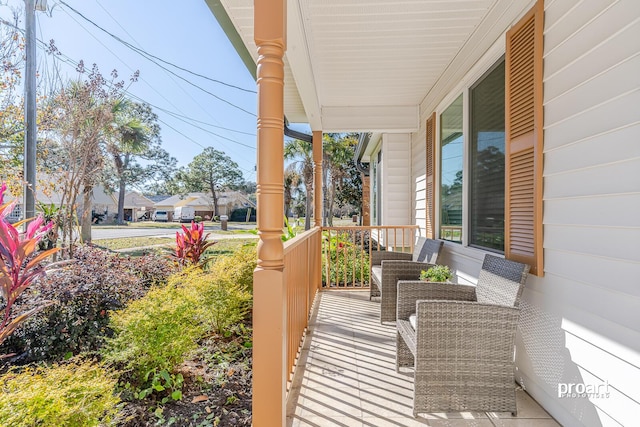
<box><xmin>286</xmin><ymin>290</ymin><xmax>561</xmax><ymax>427</ymax></box>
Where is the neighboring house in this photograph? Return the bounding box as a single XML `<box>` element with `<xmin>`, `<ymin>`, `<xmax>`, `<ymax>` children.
<box><xmin>5</xmin><ymin>182</ymin><xmax>117</xmax><ymax>222</ymax></box>
<box><xmin>121</xmin><ymin>191</ymin><xmax>156</xmax><ymax>222</ymax></box>
<box><xmin>211</xmin><ymin>0</ymin><xmax>640</xmax><ymax>426</ymax></box>
<box><xmin>154</xmin><ymin>191</ymin><xmax>252</xmax><ymax>220</ymax></box>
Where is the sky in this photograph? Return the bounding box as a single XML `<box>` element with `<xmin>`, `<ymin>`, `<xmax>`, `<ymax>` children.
<box><xmin>0</xmin><ymin>0</ymin><xmax>260</xmax><ymax>182</ymax></box>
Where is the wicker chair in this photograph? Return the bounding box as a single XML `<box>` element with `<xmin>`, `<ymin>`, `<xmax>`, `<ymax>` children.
<box><xmin>396</xmin><ymin>254</ymin><xmax>530</xmax><ymax>416</ymax></box>
<box><xmin>370</xmin><ymin>237</ymin><xmax>443</xmax><ymax>323</ymax></box>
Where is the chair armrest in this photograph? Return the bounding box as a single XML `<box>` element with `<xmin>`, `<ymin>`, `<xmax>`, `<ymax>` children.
<box><xmin>414</xmin><ymin>300</ymin><xmax>520</xmax><ymax>358</ymax></box>
<box><xmin>396</xmin><ymin>281</ymin><xmax>476</xmax><ymax>320</ymax></box>
<box><xmin>381</xmin><ymin>261</ymin><xmax>435</xmax><ymax>299</ymax></box>
<box><xmin>370</xmin><ymin>251</ymin><xmax>412</xmax><ymax>266</ymax></box>
<box><xmin>380</xmin><ymin>260</ymin><xmax>434</xmax><ymax>280</ymax></box>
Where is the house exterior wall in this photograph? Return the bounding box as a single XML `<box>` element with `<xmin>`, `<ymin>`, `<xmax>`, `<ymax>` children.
<box><xmin>409</xmin><ymin>0</ymin><xmax>640</xmax><ymax>425</ymax></box>
<box><xmin>380</xmin><ymin>133</ymin><xmax>412</xmax><ymax>227</ymax></box>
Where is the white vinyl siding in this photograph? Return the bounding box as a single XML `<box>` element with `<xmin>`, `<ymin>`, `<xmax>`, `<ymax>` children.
<box><xmin>413</xmin><ymin>123</ymin><xmax>427</xmax><ymax>232</ymax></box>
<box><xmin>409</xmin><ymin>0</ymin><xmax>640</xmax><ymax>425</ymax></box>
<box><xmin>380</xmin><ymin>133</ymin><xmax>412</xmax><ymax>227</ymax></box>
<box><xmin>521</xmin><ymin>0</ymin><xmax>640</xmax><ymax>425</ymax></box>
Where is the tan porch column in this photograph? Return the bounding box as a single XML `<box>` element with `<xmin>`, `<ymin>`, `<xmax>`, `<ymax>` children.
<box><xmin>253</xmin><ymin>0</ymin><xmax>287</xmax><ymax>425</ymax></box>
<box><xmin>362</xmin><ymin>174</ymin><xmax>370</xmax><ymax>226</ymax></box>
<box><xmin>313</xmin><ymin>130</ymin><xmax>323</xmax><ymax>228</ymax></box>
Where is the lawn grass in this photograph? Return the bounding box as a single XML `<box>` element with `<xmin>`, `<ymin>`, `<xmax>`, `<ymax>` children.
<box><xmin>94</xmin><ymin>236</ymin><xmax>176</xmax><ymax>251</ymax></box>
<box><xmin>207</xmin><ymin>238</ymin><xmax>257</xmax><ymax>258</ymax></box>
<box><xmin>94</xmin><ymin>236</ymin><xmax>256</xmax><ymax>259</ymax></box>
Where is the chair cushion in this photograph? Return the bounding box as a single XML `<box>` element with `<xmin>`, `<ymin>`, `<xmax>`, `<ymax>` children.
<box><xmin>371</xmin><ymin>266</ymin><xmax>382</xmax><ymax>286</ymax></box>
<box><xmin>408</xmin><ymin>313</ymin><xmax>417</xmax><ymax>330</ymax></box>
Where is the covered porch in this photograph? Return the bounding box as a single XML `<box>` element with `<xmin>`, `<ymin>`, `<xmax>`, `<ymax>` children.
<box><xmin>206</xmin><ymin>0</ymin><xmax>640</xmax><ymax>425</ymax></box>
<box><xmin>286</xmin><ymin>290</ymin><xmax>559</xmax><ymax>426</ymax></box>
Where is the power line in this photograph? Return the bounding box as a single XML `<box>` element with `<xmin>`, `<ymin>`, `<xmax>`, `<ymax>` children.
<box><xmin>18</xmin><ymin>18</ymin><xmax>258</xmax><ymax>144</ymax></box>
<box><xmin>90</xmin><ymin>0</ymin><xmax>256</xmax><ymax>136</ymax></box>
<box><xmin>92</xmin><ymin>0</ymin><xmax>244</xmax><ymax>137</ymax></box>
<box><xmin>93</xmin><ymin>0</ymin><xmax>255</xmax><ymax>95</ymax></box>
<box><xmin>158</xmin><ymin>118</ymin><xmax>255</xmax><ymax>176</ymax></box>
<box><xmin>58</xmin><ymin>1</ymin><xmax>257</xmax><ymax>117</ymax></box>
<box><xmin>2</xmin><ymin>17</ymin><xmax>257</xmax><ymax>171</ymax></box>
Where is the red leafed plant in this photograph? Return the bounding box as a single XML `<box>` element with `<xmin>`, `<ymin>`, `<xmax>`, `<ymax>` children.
<box><xmin>0</xmin><ymin>183</ymin><xmax>60</xmax><ymax>347</ymax></box>
<box><xmin>174</xmin><ymin>221</ymin><xmax>216</xmax><ymax>267</ymax></box>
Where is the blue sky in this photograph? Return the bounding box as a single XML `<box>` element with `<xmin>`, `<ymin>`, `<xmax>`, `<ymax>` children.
<box><xmin>1</xmin><ymin>0</ymin><xmax>259</xmax><ymax>182</ymax></box>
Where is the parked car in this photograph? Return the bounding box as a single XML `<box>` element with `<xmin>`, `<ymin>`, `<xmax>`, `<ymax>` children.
<box><xmin>173</xmin><ymin>206</ymin><xmax>195</xmax><ymax>223</ymax></box>
<box><xmin>152</xmin><ymin>210</ymin><xmax>169</xmax><ymax>222</ymax></box>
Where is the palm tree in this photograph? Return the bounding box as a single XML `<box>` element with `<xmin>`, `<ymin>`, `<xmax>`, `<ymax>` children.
<box><xmin>284</xmin><ymin>139</ymin><xmax>314</xmax><ymax>230</ymax></box>
<box><xmin>284</xmin><ymin>167</ymin><xmax>301</xmax><ymax>219</ymax></box>
<box><xmin>322</xmin><ymin>134</ymin><xmax>357</xmax><ymax>226</ymax></box>
<box><xmin>106</xmin><ymin>100</ymin><xmax>153</xmax><ymax>224</ymax></box>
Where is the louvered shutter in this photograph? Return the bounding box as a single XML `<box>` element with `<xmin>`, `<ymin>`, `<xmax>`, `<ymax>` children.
<box><xmin>425</xmin><ymin>112</ymin><xmax>436</xmax><ymax>239</ymax></box>
<box><xmin>505</xmin><ymin>0</ymin><xmax>544</xmax><ymax>276</ymax></box>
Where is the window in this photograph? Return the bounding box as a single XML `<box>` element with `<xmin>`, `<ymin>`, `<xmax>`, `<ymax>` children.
<box><xmin>469</xmin><ymin>61</ymin><xmax>505</xmax><ymax>251</ymax></box>
<box><xmin>428</xmin><ymin>0</ymin><xmax>542</xmax><ymax>273</ymax></box>
<box><xmin>439</xmin><ymin>95</ymin><xmax>463</xmax><ymax>243</ymax></box>
<box><xmin>436</xmin><ymin>60</ymin><xmax>506</xmax><ymax>252</ymax></box>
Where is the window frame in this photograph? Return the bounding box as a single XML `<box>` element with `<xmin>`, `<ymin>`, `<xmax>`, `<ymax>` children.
<box><xmin>467</xmin><ymin>57</ymin><xmax>506</xmax><ymax>253</ymax></box>
<box><xmin>434</xmin><ymin>46</ymin><xmax>507</xmax><ymax>252</ymax></box>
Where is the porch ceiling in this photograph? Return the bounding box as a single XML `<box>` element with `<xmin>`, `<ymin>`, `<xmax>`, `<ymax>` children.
<box><xmin>215</xmin><ymin>0</ymin><xmax>525</xmax><ymax>132</ymax></box>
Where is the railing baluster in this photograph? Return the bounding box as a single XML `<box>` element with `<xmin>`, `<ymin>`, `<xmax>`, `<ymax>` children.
<box><xmin>319</xmin><ymin>225</ymin><xmax>419</xmax><ymax>289</ymax></box>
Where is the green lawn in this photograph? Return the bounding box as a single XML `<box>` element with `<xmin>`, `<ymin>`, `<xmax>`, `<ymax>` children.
<box><xmin>93</xmin><ymin>236</ymin><xmax>256</xmax><ymax>258</ymax></box>
<box><xmin>93</xmin><ymin>236</ymin><xmax>175</xmax><ymax>251</ymax></box>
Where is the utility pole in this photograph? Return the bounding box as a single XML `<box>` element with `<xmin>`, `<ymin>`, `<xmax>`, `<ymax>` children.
<box><xmin>23</xmin><ymin>0</ymin><xmax>46</xmax><ymax>221</ymax></box>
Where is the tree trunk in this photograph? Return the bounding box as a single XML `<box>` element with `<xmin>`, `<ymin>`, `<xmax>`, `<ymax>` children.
<box><xmin>322</xmin><ymin>165</ymin><xmax>329</xmax><ymax>226</ymax></box>
<box><xmin>210</xmin><ymin>180</ymin><xmax>219</xmax><ymax>217</ymax></box>
<box><xmin>304</xmin><ymin>183</ymin><xmax>312</xmax><ymax>230</ymax></box>
<box><xmin>327</xmin><ymin>179</ymin><xmax>337</xmax><ymax>226</ymax></box>
<box><xmin>80</xmin><ymin>185</ymin><xmax>92</xmax><ymax>243</ymax></box>
<box><xmin>115</xmin><ymin>153</ymin><xmax>128</xmax><ymax>224</ymax></box>
<box><xmin>117</xmin><ymin>177</ymin><xmax>126</xmax><ymax>224</ymax></box>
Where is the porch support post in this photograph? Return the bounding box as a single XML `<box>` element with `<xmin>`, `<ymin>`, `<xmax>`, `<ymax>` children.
<box><xmin>253</xmin><ymin>0</ymin><xmax>287</xmax><ymax>426</ymax></box>
<box><xmin>313</xmin><ymin>130</ymin><xmax>323</xmax><ymax>228</ymax></box>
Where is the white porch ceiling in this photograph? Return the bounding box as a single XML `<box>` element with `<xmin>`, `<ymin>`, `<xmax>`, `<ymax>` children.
<box><xmin>217</xmin><ymin>0</ymin><xmax>521</xmax><ymax>132</ymax></box>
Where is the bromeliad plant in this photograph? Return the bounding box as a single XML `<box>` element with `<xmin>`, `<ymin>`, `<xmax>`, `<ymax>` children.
<box><xmin>174</xmin><ymin>221</ymin><xmax>217</xmax><ymax>267</ymax></box>
<box><xmin>0</xmin><ymin>183</ymin><xmax>60</xmax><ymax>347</ymax></box>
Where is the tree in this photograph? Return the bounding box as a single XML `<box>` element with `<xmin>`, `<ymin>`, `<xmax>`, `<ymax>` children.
<box><xmin>335</xmin><ymin>166</ymin><xmax>363</xmax><ymax>219</ymax></box>
<box><xmin>103</xmin><ymin>101</ymin><xmax>172</xmax><ymax>224</ymax></box>
<box><xmin>322</xmin><ymin>133</ymin><xmax>358</xmax><ymax>226</ymax></box>
<box><xmin>183</xmin><ymin>147</ymin><xmax>243</xmax><ymax>217</ymax></box>
<box><xmin>284</xmin><ymin>167</ymin><xmax>301</xmax><ymax>218</ymax></box>
<box><xmin>0</xmin><ymin>11</ymin><xmax>28</xmax><ymax>194</ymax></box>
<box><xmin>47</xmin><ymin>64</ymin><xmax>130</xmax><ymax>248</ymax></box>
<box><xmin>284</xmin><ymin>139</ymin><xmax>314</xmax><ymax>230</ymax></box>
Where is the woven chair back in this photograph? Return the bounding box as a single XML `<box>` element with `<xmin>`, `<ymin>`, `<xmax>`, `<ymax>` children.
<box><xmin>476</xmin><ymin>254</ymin><xmax>530</xmax><ymax>307</ymax></box>
<box><xmin>412</xmin><ymin>238</ymin><xmax>443</xmax><ymax>263</ymax></box>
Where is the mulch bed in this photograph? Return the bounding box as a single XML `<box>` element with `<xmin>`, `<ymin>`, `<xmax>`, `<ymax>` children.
<box><xmin>117</xmin><ymin>334</ymin><xmax>252</xmax><ymax>426</ymax></box>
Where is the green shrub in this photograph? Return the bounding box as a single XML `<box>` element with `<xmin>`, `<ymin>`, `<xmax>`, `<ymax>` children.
<box><xmin>0</xmin><ymin>360</ymin><xmax>119</xmax><ymax>427</ymax></box>
<box><xmin>1</xmin><ymin>246</ymin><xmax>176</xmax><ymax>364</ymax></box>
<box><xmin>102</xmin><ymin>272</ymin><xmax>203</xmax><ymax>384</ymax></box>
<box><xmin>420</xmin><ymin>265</ymin><xmax>453</xmax><ymax>282</ymax></box>
<box><xmin>208</xmin><ymin>245</ymin><xmax>256</xmax><ymax>292</ymax></box>
<box><xmin>322</xmin><ymin>232</ymin><xmax>370</xmax><ymax>286</ymax></box>
<box><xmin>103</xmin><ymin>263</ymin><xmax>251</xmax><ymax>390</ymax></box>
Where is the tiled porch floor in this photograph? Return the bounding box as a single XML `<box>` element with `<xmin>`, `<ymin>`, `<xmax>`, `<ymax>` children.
<box><xmin>286</xmin><ymin>290</ymin><xmax>560</xmax><ymax>427</ymax></box>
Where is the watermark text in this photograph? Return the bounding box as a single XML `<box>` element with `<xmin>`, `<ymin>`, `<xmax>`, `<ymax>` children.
<box><xmin>558</xmin><ymin>381</ymin><xmax>610</xmax><ymax>399</ymax></box>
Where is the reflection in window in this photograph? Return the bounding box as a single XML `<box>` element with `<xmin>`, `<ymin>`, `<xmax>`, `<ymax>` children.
<box><xmin>470</xmin><ymin>61</ymin><xmax>505</xmax><ymax>251</ymax></box>
<box><xmin>440</xmin><ymin>95</ymin><xmax>463</xmax><ymax>243</ymax></box>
